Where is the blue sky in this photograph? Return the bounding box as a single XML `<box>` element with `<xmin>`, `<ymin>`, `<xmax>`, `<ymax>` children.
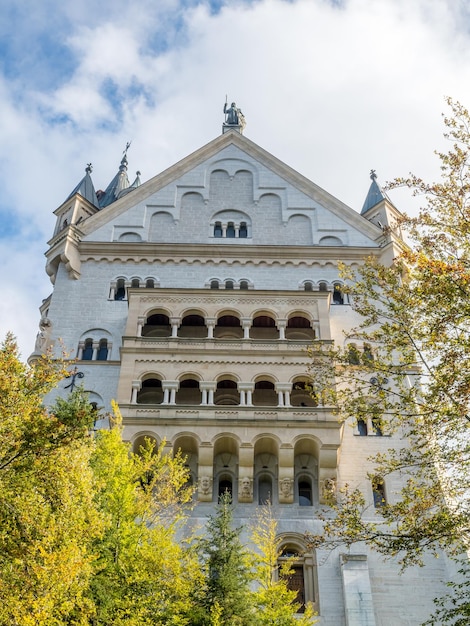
<box><xmin>1</xmin><ymin>0</ymin><xmax>470</xmax><ymax>359</ymax></box>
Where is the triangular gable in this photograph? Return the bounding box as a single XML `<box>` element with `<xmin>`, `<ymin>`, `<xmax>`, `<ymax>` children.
<box><xmin>80</xmin><ymin>130</ymin><xmax>382</xmax><ymax>245</ymax></box>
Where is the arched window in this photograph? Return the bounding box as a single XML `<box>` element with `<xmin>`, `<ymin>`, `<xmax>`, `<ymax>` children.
<box><xmin>372</xmin><ymin>478</ymin><xmax>386</xmax><ymax>507</ymax></box>
<box><xmin>145</xmin><ymin>278</ymin><xmax>155</xmax><ymax>288</ymax></box>
<box><xmin>333</xmin><ymin>283</ymin><xmax>344</xmax><ymax>304</ymax></box>
<box><xmin>175</xmin><ymin>379</ymin><xmax>201</xmax><ymax>405</ymax></box>
<box><xmin>142</xmin><ymin>314</ymin><xmax>171</xmax><ymax>337</ymax></box>
<box><xmin>82</xmin><ymin>339</ymin><xmax>93</xmax><ymax>360</ymax></box>
<box><xmin>97</xmin><ymin>339</ymin><xmax>108</xmax><ymax>361</ymax></box>
<box><xmin>291</xmin><ymin>381</ymin><xmax>317</xmax><ymax>407</ymax></box>
<box><xmin>251</xmin><ymin>315</ymin><xmax>279</xmax><ymax>340</ymax></box>
<box><xmin>357</xmin><ymin>419</ymin><xmax>368</xmax><ymax>436</ymax></box>
<box><xmin>253</xmin><ymin>380</ymin><xmax>277</xmax><ymax>406</ymax></box>
<box><xmin>215</xmin><ymin>315</ymin><xmax>242</xmax><ymax>339</ymax></box>
<box><xmin>372</xmin><ymin>417</ymin><xmax>383</xmax><ymax>436</ymax></box>
<box><xmin>363</xmin><ymin>344</ymin><xmax>374</xmax><ymax>362</ymax></box>
<box><xmin>214</xmin><ymin>222</ymin><xmax>223</xmax><ymax>237</ymax></box>
<box><xmin>218</xmin><ymin>477</ymin><xmax>233</xmax><ymax>499</ymax></box>
<box><xmin>131</xmin><ymin>278</ymin><xmax>140</xmax><ymax>288</ymax></box>
<box><xmin>277</xmin><ymin>539</ymin><xmax>317</xmax><ymax>613</ymax></box>
<box><xmin>278</xmin><ymin>547</ymin><xmax>306</xmax><ymax>613</ymax></box>
<box><xmin>258</xmin><ymin>476</ymin><xmax>273</xmax><ymax>505</ymax></box>
<box><xmin>298</xmin><ymin>480</ymin><xmax>313</xmax><ymax>506</ymax></box>
<box><xmin>210</xmin><ymin>280</ymin><xmax>220</xmax><ymax>290</ymax></box>
<box><xmin>286</xmin><ymin>317</ymin><xmax>315</xmax><ymax>340</ymax></box>
<box><xmin>225</xmin><ymin>280</ymin><xmax>234</xmax><ymax>290</ymax></box>
<box><xmin>240</xmin><ymin>280</ymin><xmax>249</xmax><ymax>290</ymax></box>
<box><xmin>347</xmin><ymin>344</ymin><xmax>361</xmax><ymax>365</ymax></box>
<box><xmin>179</xmin><ymin>314</ymin><xmax>206</xmax><ymax>338</ymax></box>
<box><xmin>115</xmin><ymin>279</ymin><xmax>126</xmax><ymax>301</ymax></box>
<box><xmin>226</xmin><ymin>222</ymin><xmax>235</xmax><ymax>238</ymax></box>
<box><xmin>215</xmin><ymin>379</ymin><xmax>239</xmax><ymax>405</ymax></box>
<box><xmin>137</xmin><ymin>378</ymin><xmax>163</xmax><ymax>404</ymax></box>
<box><xmin>239</xmin><ymin>222</ymin><xmax>248</xmax><ymax>238</ymax></box>
<box><xmin>304</xmin><ymin>281</ymin><xmax>313</xmax><ymax>292</ymax></box>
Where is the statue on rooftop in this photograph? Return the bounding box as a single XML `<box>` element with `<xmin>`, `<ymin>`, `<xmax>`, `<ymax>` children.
<box><xmin>223</xmin><ymin>98</ymin><xmax>246</xmax><ymax>130</ymax></box>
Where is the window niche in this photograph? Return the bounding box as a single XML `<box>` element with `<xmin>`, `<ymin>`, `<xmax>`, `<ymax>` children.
<box><xmin>372</xmin><ymin>478</ymin><xmax>386</xmax><ymax>507</ymax></box>
<box><xmin>277</xmin><ymin>539</ymin><xmax>317</xmax><ymax>613</ymax></box>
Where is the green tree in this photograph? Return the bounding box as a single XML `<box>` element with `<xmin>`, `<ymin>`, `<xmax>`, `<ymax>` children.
<box><xmin>88</xmin><ymin>408</ymin><xmax>202</xmax><ymax>625</ymax></box>
<box><xmin>192</xmin><ymin>491</ymin><xmax>255</xmax><ymax>626</ymax></box>
<box><xmin>251</xmin><ymin>506</ymin><xmax>317</xmax><ymax>625</ymax></box>
<box><xmin>307</xmin><ymin>98</ymin><xmax>470</xmax><ymax>623</ymax></box>
<box><xmin>0</xmin><ymin>335</ymin><xmax>101</xmax><ymax>625</ymax></box>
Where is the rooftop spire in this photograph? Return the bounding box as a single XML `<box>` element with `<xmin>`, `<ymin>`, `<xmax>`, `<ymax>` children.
<box><xmin>66</xmin><ymin>163</ymin><xmax>98</xmax><ymax>207</ymax></box>
<box><xmin>98</xmin><ymin>142</ymin><xmax>132</xmax><ymax>208</ymax></box>
<box><xmin>361</xmin><ymin>169</ymin><xmax>389</xmax><ymax>214</ymax></box>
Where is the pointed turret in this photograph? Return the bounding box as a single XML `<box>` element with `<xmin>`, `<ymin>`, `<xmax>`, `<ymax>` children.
<box><xmin>117</xmin><ymin>170</ymin><xmax>141</xmax><ymax>199</ymax></box>
<box><xmin>98</xmin><ymin>143</ymin><xmax>132</xmax><ymax>208</ymax></box>
<box><xmin>67</xmin><ymin>163</ymin><xmax>98</xmax><ymax>208</ymax></box>
<box><xmin>361</xmin><ymin>170</ymin><xmax>389</xmax><ymax>214</ymax></box>
<box><xmin>360</xmin><ymin>170</ymin><xmax>405</xmax><ymax>263</ymax></box>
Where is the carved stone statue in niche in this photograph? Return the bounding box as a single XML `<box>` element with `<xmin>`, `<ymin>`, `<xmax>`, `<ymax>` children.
<box><xmin>34</xmin><ymin>317</ymin><xmax>52</xmax><ymax>352</ymax></box>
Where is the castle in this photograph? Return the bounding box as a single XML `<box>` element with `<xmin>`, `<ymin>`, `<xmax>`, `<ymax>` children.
<box><xmin>30</xmin><ymin>106</ymin><xmax>452</xmax><ymax>624</ymax></box>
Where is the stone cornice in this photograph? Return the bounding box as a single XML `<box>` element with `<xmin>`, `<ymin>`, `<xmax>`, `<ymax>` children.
<box><xmin>79</xmin><ymin>241</ymin><xmax>381</xmax><ymax>265</ymax></box>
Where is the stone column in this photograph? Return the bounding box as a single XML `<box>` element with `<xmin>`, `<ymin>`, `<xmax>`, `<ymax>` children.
<box><xmin>198</xmin><ymin>442</ymin><xmax>214</xmax><ymax>502</ymax></box>
<box><xmin>277</xmin><ymin>319</ymin><xmax>287</xmax><ymax>340</ymax></box>
<box><xmin>221</xmin><ymin>223</ymin><xmax>227</xmax><ymax>237</ymax></box>
<box><xmin>276</xmin><ymin>383</ymin><xmax>292</xmax><ymax>407</ymax></box>
<box><xmin>206</xmin><ymin>382</ymin><xmax>216</xmax><ymax>405</ymax></box>
<box><xmin>162</xmin><ymin>381</ymin><xmax>178</xmax><ymax>405</ymax></box>
<box><xmin>278</xmin><ymin>445</ymin><xmax>295</xmax><ymax>504</ymax></box>
<box><xmin>241</xmin><ymin>318</ymin><xmax>252</xmax><ymax>339</ymax></box>
<box><xmin>238</xmin><ymin>444</ymin><xmax>254</xmax><ymax>503</ymax></box>
<box><xmin>206</xmin><ymin>317</ymin><xmax>216</xmax><ymax>339</ymax></box>
<box><xmin>77</xmin><ymin>341</ymin><xmax>85</xmax><ymax>360</ymax></box>
<box><xmin>167</xmin><ymin>381</ymin><xmax>179</xmax><ymax>405</ymax></box>
<box><xmin>109</xmin><ymin>282</ymin><xmax>116</xmax><ymax>300</ymax></box>
<box><xmin>92</xmin><ymin>341</ymin><xmax>99</xmax><ymax>360</ymax></box>
<box><xmin>170</xmin><ymin>317</ymin><xmax>180</xmax><ymax>338</ymax></box>
<box><xmin>107</xmin><ymin>341</ymin><xmax>113</xmax><ymax>360</ymax></box>
<box><xmin>239</xmin><ymin>383</ymin><xmax>254</xmax><ymax>406</ymax></box>
<box><xmin>234</xmin><ymin>223</ymin><xmax>240</xmax><ymax>238</ymax></box>
<box><xmin>200</xmin><ymin>382</ymin><xmax>215</xmax><ymax>406</ymax></box>
<box><xmin>131</xmin><ymin>380</ymin><xmax>141</xmax><ymax>403</ymax></box>
<box><xmin>137</xmin><ymin>316</ymin><xmax>146</xmax><ymax>337</ymax></box>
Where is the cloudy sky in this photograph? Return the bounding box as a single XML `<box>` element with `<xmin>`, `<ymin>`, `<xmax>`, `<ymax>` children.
<box><xmin>1</xmin><ymin>0</ymin><xmax>470</xmax><ymax>359</ymax></box>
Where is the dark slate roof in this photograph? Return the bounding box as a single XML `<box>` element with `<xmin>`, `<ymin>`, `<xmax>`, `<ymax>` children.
<box><xmin>361</xmin><ymin>170</ymin><xmax>388</xmax><ymax>214</ymax></box>
<box><xmin>98</xmin><ymin>153</ymin><xmax>131</xmax><ymax>208</ymax></box>
<box><xmin>67</xmin><ymin>164</ymin><xmax>98</xmax><ymax>208</ymax></box>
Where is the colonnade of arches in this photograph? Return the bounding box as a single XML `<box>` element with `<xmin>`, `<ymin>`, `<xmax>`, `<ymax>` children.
<box><xmin>132</xmin><ymin>433</ymin><xmax>329</xmax><ymax>508</ymax></box>
<box><xmin>137</xmin><ymin>309</ymin><xmax>318</xmax><ymax>341</ymax></box>
<box><xmin>132</xmin><ymin>375</ymin><xmax>317</xmax><ymax>407</ymax></box>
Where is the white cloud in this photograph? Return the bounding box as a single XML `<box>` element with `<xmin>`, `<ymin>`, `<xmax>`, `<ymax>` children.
<box><xmin>1</xmin><ymin>0</ymin><xmax>470</xmax><ymax>357</ymax></box>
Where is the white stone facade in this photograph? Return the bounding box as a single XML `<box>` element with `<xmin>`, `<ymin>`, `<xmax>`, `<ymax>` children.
<box><xmin>33</xmin><ymin>129</ymin><xmax>453</xmax><ymax>624</ymax></box>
